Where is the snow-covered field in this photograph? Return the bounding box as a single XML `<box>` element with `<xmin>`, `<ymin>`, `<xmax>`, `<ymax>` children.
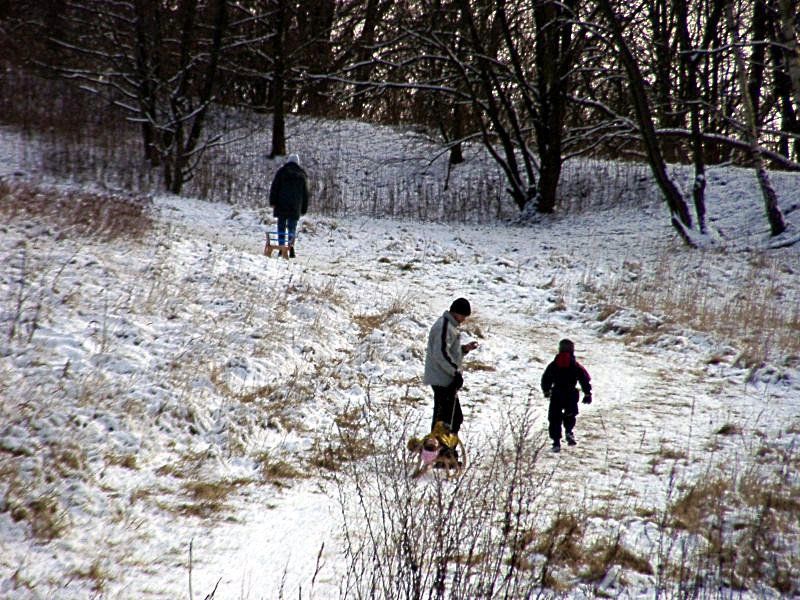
<box><xmin>1</xmin><ymin>118</ymin><xmax>799</xmax><ymax>599</ymax></box>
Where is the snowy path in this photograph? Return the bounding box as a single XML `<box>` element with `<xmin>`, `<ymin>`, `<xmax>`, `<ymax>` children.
<box><xmin>3</xmin><ymin>190</ymin><xmax>796</xmax><ymax>600</ymax></box>
<box><xmin>97</xmin><ymin>197</ymin><xmax>796</xmax><ymax>599</ymax></box>
<box><xmin>287</xmin><ymin>211</ymin><xmax>796</xmax><ymax>522</ymax></box>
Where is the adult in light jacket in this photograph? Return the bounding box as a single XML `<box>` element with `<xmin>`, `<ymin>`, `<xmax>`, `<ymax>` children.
<box><xmin>423</xmin><ymin>297</ymin><xmax>478</xmax><ymax>435</ymax></box>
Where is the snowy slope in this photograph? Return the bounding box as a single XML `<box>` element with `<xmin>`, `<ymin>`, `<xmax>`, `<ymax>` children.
<box><xmin>1</xmin><ymin>120</ymin><xmax>799</xmax><ymax>598</ymax></box>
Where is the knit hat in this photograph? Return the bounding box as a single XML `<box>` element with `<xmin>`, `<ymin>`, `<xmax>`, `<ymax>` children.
<box><xmin>287</xmin><ymin>153</ymin><xmax>300</xmax><ymax>165</ymax></box>
<box><xmin>449</xmin><ymin>297</ymin><xmax>471</xmax><ymax>316</ymax></box>
<box><xmin>558</xmin><ymin>339</ymin><xmax>574</xmax><ymax>353</ymax></box>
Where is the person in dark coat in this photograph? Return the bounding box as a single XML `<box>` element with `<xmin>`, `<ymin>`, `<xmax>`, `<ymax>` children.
<box><xmin>423</xmin><ymin>297</ymin><xmax>478</xmax><ymax>436</ymax></box>
<box><xmin>269</xmin><ymin>153</ymin><xmax>309</xmax><ymax>258</ymax></box>
<box><xmin>541</xmin><ymin>339</ymin><xmax>592</xmax><ymax>453</ymax></box>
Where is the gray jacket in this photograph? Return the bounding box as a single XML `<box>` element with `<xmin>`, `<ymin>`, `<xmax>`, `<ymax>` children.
<box><xmin>423</xmin><ymin>311</ymin><xmax>463</xmax><ymax>387</ymax></box>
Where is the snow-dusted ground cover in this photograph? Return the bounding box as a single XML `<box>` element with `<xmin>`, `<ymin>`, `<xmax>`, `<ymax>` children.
<box><xmin>1</xmin><ymin>116</ymin><xmax>799</xmax><ymax>599</ymax></box>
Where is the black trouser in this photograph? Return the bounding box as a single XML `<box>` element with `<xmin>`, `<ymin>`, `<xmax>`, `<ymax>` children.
<box><xmin>548</xmin><ymin>388</ymin><xmax>579</xmax><ymax>442</ymax></box>
<box><xmin>431</xmin><ymin>385</ymin><xmax>463</xmax><ymax>434</ymax></box>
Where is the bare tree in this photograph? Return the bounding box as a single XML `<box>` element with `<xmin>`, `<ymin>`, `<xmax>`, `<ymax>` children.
<box><xmin>268</xmin><ymin>0</ymin><xmax>288</xmax><ymax>157</ymax></box>
<box><xmin>775</xmin><ymin>0</ymin><xmax>800</xmax><ymax>113</ymax></box>
<box><xmin>769</xmin><ymin>0</ymin><xmax>800</xmax><ymax>159</ymax></box>
<box><xmin>726</xmin><ymin>0</ymin><xmax>787</xmax><ymax>236</ymax></box>
<box><xmin>342</xmin><ymin>0</ymin><xmax>588</xmax><ymax>214</ymax></box>
<box><xmin>675</xmin><ymin>0</ymin><xmax>727</xmax><ymax>234</ymax></box>
<box><xmin>9</xmin><ymin>0</ymin><xmax>231</xmax><ymax>194</ymax></box>
<box><xmin>595</xmin><ymin>0</ymin><xmax>696</xmax><ymax>245</ymax></box>
<box><xmin>222</xmin><ymin>0</ymin><xmax>354</xmax><ymax>157</ymax></box>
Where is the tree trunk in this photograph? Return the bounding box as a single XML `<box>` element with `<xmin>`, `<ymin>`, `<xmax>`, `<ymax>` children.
<box><xmin>456</xmin><ymin>0</ymin><xmax>535</xmax><ymax>211</ymax></box>
<box><xmin>726</xmin><ymin>1</ymin><xmax>786</xmax><ymax>236</ymax></box>
<box><xmin>185</xmin><ymin>0</ymin><xmax>227</xmax><ymax>153</ymax></box>
<box><xmin>776</xmin><ymin>0</ymin><xmax>800</xmax><ymax>108</ymax></box>
<box><xmin>775</xmin><ymin>0</ymin><xmax>800</xmax><ymax>159</ymax></box>
<box><xmin>648</xmin><ymin>0</ymin><xmax>680</xmax><ymax>162</ymax></box>
<box><xmin>269</xmin><ymin>0</ymin><xmax>287</xmax><ymax>158</ymax></box>
<box><xmin>597</xmin><ymin>0</ymin><xmax>695</xmax><ymax>244</ymax></box>
<box><xmin>748</xmin><ymin>0</ymin><xmax>769</xmax><ymax>120</ymax></box>
<box><xmin>675</xmin><ymin>0</ymin><xmax>725</xmax><ymax>233</ymax></box>
<box><xmin>537</xmin><ymin>150</ymin><xmax>562</xmax><ymax>215</ymax></box>
<box><xmin>676</xmin><ymin>0</ymin><xmax>706</xmax><ymax>233</ymax></box>
<box><xmin>768</xmin><ymin>18</ymin><xmax>800</xmax><ymax>159</ymax></box>
<box><xmin>530</xmin><ymin>0</ymin><xmax>574</xmax><ymax>213</ymax></box>
<box><xmin>133</xmin><ymin>0</ymin><xmax>161</xmax><ymax>166</ymax></box>
<box><xmin>296</xmin><ymin>0</ymin><xmax>336</xmax><ymax>115</ymax></box>
<box><xmin>349</xmin><ymin>0</ymin><xmax>387</xmax><ymax>117</ymax></box>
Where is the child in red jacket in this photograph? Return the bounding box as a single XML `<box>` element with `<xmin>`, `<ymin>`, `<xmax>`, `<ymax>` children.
<box><xmin>541</xmin><ymin>339</ymin><xmax>592</xmax><ymax>453</ymax></box>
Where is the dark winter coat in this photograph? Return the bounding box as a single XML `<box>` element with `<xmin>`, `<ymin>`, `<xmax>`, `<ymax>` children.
<box><xmin>269</xmin><ymin>162</ymin><xmax>309</xmax><ymax>219</ymax></box>
<box><xmin>541</xmin><ymin>352</ymin><xmax>592</xmax><ymax>405</ymax></box>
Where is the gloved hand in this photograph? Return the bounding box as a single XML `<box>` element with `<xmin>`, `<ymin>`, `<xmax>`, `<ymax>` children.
<box><xmin>582</xmin><ymin>394</ymin><xmax>592</xmax><ymax>404</ymax></box>
<box><xmin>452</xmin><ymin>371</ymin><xmax>464</xmax><ymax>390</ymax></box>
<box><xmin>543</xmin><ymin>388</ymin><xmax>551</xmax><ymax>399</ymax></box>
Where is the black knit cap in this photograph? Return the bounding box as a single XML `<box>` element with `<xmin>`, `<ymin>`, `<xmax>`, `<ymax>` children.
<box><xmin>558</xmin><ymin>339</ymin><xmax>574</xmax><ymax>353</ymax></box>
<box><xmin>449</xmin><ymin>297</ymin><xmax>471</xmax><ymax>316</ymax></box>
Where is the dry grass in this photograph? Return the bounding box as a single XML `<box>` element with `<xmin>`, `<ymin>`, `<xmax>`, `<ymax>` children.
<box><xmin>534</xmin><ymin>513</ymin><xmax>586</xmax><ymax>565</ymax></box>
<box><xmin>155</xmin><ymin>449</ymin><xmax>212</xmax><ymax>480</ymax></box>
<box><xmin>583</xmin><ymin>536</ymin><xmax>654</xmax><ymax>582</ymax></box>
<box><xmin>70</xmin><ymin>559</ymin><xmax>109</xmax><ymax>594</ymax></box>
<box><xmin>0</xmin><ymin>437</ymin><xmax>96</xmax><ymax>543</ymax></box>
<box><xmin>105</xmin><ymin>453</ymin><xmax>139</xmax><ymax>470</ymax></box>
<box><xmin>0</xmin><ymin>177</ymin><xmax>154</xmax><ymax>242</ymax></box>
<box><xmin>177</xmin><ymin>477</ymin><xmax>253</xmax><ymax>518</ymax></box>
<box><xmin>668</xmin><ymin>478</ymin><xmax>730</xmax><ymax>532</ymax></box>
<box><xmin>254</xmin><ymin>452</ymin><xmax>305</xmax><ymax>487</ymax></box>
<box><xmin>657</xmin><ymin>457</ymin><xmax>800</xmax><ymax>595</ymax></box>
<box><xmin>465</xmin><ymin>359</ymin><xmax>497</xmax><ymax>372</ymax></box>
<box><xmin>8</xmin><ymin>491</ymin><xmax>69</xmax><ymax>541</ymax></box>
<box><xmin>716</xmin><ymin>423</ymin><xmax>743</xmax><ymax>436</ymax></box>
<box><xmin>308</xmin><ymin>416</ymin><xmax>377</xmax><ymax>474</ymax></box>
<box><xmin>353</xmin><ymin>296</ymin><xmax>407</xmax><ymax>338</ymax></box>
<box><xmin>595</xmin><ymin>252</ymin><xmax>800</xmax><ymax>365</ymax></box>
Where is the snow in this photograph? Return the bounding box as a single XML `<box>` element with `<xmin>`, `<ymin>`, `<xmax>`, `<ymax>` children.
<box><xmin>1</xmin><ymin>117</ymin><xmax>799</xmax><ymax>599</ymax></box>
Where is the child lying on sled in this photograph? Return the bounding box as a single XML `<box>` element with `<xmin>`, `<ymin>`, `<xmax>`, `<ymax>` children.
<box><xmin>407</xmin><ymin>421</ymin><xmax>466</xmax><ymax>479</ymax></box>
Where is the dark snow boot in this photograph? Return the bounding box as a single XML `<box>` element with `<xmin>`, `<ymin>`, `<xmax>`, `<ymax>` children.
<box><xmin>566</xmin><ymin>431</ymin><xmax>576</xmax><ymax>446</ymax></box>
<box><xmin>551</xmin><ymin>441</ymin><xmax>561</xmax><ymax>453</ymax></box>
<box><xmin>289</xmin><ymin>246</ymin><xmax>296</xmax><ymax>258</ymax></box>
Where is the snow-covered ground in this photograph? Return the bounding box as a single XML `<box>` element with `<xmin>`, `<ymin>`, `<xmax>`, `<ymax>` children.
<box><xmin>1</xmin><ymin>119</ymin><xmax>799</xmax><ymax>599</ymax></box>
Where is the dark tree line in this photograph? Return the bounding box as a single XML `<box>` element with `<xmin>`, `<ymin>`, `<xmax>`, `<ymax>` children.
<box><xmin>1</xmin><ymin>0</ymin><xmax>798</xmax><ymax>239</ymax></box>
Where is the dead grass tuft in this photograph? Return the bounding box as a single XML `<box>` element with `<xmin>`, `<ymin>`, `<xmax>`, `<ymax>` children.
<box><xmin>106</xmin><ymin>453</ymin><xmax>139</xmax><ymax>469</ymax></box>
<box><xmin>309</xmin><ymin>432</ymin><xmax>377</xmax><ymax>473</ymax></box>
<box><xmin>716</xmin><ymin>423</ymin><xmax>742</xmax><ymax>436</ymax></box>
<box><xmin>155</xmin><ymin>448</ymin><xmax>211</xmax><ymax>480</ymax></box>
<box><xmin>177</xmin><ymin>477</ymin><xmax>253</xmax><ymax>517</ymax></box>
<box><xmin>583</xmin><ymin>536</ymin><xmax>653</xmax><ymax>582</ymax></box>
<box><xmin>70</xmin><ymin>559</ymin><xmax>109</xmax><ymax>594</ymax></box>
<box><xmin>1</xmin><ymin>177</ymin><xmax>153</xmax><ymax>242</ymax></box>
<box><xmin>591</xmin><ymin>253</ymin><xmax>799</xmax><ymax>363</ymax></box>
<box><xmin>255</xmin><ymin>452</ymin><xmax>304</xmax><ymax>487</ymax></box>
<box><xmin>353</xmin><ymin>298</ymin><xmax>406</xmax><ymax>338</ymax></box>
<box><xmin>309</xmin><ymin>407</ymin><xmax>377</xmax><ymax>473</ymax></box>
<box><xmin>657</xmin><ymin>445</ymin><xmax>687</xmax><ymax>462</ymax></box>
<box><xmin>669</xmin><ymin>478</ymin><xmax>730</xmax><ymax>532</ymax></box>
<box><xmin>465</xmin><ymin>359</ymin><xmax>496</xmax><ymax>372</ymax></box>
<box><xmin>534</xmin><ymin>513</ymin><xmax>586</xmax><ymax>564</ymax></box>
<box><xmin>10</xmin><ymin>493</ymin><xmax>69</xmax><ymax>541</ymax></box>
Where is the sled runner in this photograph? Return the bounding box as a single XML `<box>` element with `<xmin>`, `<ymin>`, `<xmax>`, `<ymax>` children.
<box><xmin>264</xmin><ymin>231</ymin><xmax>296</xmax><ymax>259</ymax></box>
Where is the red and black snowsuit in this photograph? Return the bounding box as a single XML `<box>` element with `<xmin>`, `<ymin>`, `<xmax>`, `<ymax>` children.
<box><xmin>541</xmin><ymin>351</ymin><xmax>592</xmax><ymax>443</ymax></box>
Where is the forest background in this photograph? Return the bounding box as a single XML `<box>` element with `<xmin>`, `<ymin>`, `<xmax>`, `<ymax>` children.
<box><xmin>1</xmin><ymin>0</ymin><xmax>799</xmax><ymax>238</ymax></box>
